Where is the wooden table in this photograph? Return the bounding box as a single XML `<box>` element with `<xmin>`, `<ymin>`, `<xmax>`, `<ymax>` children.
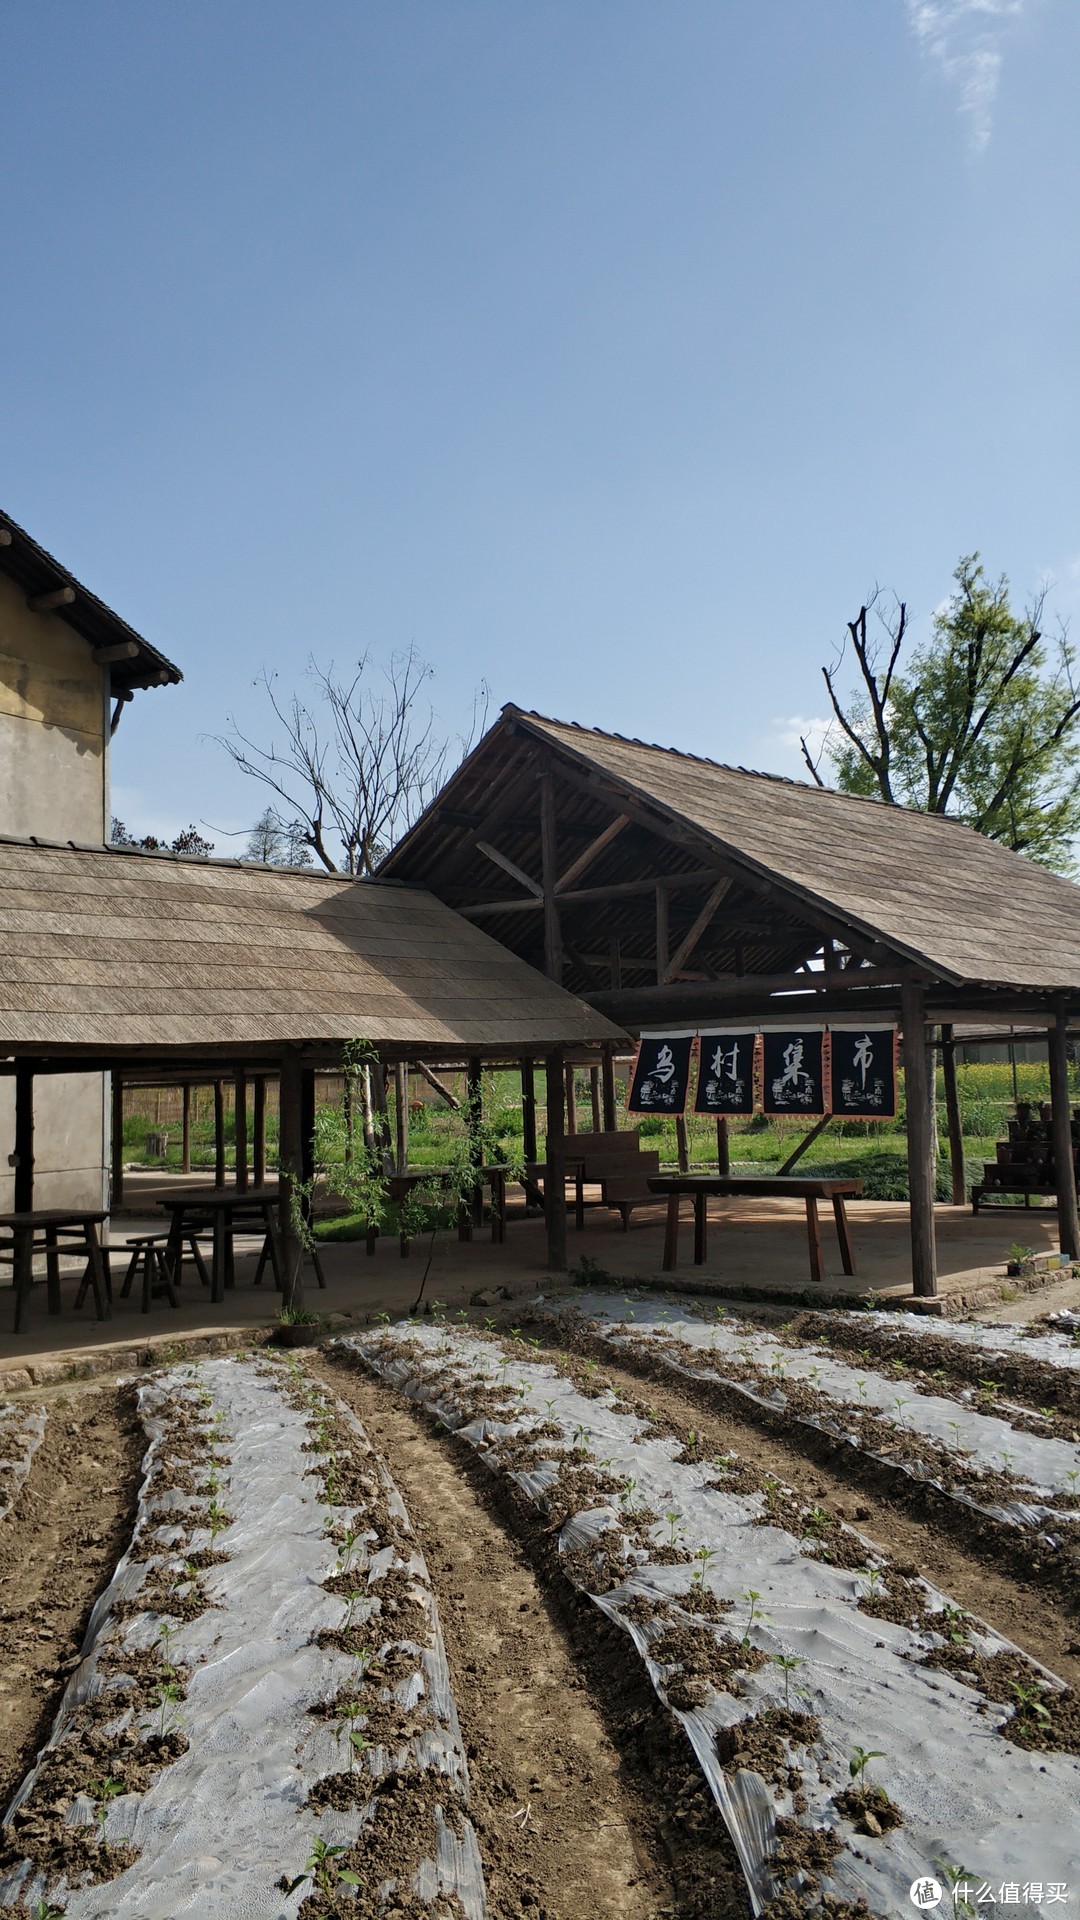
<box><xmin>0</xmin><ymin>1209</ymin><xmax>111</xmax><ymax>1333</ymax></box>
<box><xmin>369</xmin><ymin>1166</ymin><xmax>511</xmax><ymax>1256</ymax></box>
<box><xmin>647</xmin><ymin>1175</ymin><xmax>863</xmax><ymax>1286</ymax></box>
<box><xmin>160</xmin><ymin>1186</ymin><xmax>285</xmax><ymax>1304</ymax></box>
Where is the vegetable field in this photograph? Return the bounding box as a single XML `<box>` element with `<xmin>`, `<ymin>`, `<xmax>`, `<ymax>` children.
<box><xmin>1</xmin><ymin>1296</ymin><xmax>1078</xmax><ymax>1919</ymax></box>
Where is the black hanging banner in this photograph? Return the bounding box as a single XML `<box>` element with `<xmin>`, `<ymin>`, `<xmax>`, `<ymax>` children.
<box><xmin>626</xmin><ymin>1033</ymin><xmax>695</xmax><ymax>1115</ymax></box>
<box><xmin>829</xmin><ymin>1026</ymin><xmax>897</xmax><ymax>1119</ymax></box>
<box><xmin>761</xmin><ymin>1030</ymin><xmax>825</xmax><ymax>1115</ymax></box>
<box><xmin>695</xmin><ymin>1031</ymin><xmax>757</xmax><ymax>1114</ymax></box>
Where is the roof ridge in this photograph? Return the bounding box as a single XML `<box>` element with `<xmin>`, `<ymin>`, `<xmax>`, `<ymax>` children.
<box><xmin>0</xmin><ymin>832</ymin><xmax>355</xmax><ymax>880</ymax></box>
<box><xmin>505</xmin><ymin>705</ymin><xmax>987</xmax><ymax>835</ymax></box>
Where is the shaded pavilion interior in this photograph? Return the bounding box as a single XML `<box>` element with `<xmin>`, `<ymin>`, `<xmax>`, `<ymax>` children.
<box><xmin>381</xmin><ymin>705</ymin><xmax>1080</xmax><ymax>1297</ymax></box>
<box><xmin>0</xmin><ymin>835</ymin><xmax>623</xmax><ymax>1323</ymax></box>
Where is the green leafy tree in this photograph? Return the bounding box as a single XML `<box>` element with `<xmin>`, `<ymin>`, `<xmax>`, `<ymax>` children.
<box><xmin>803</xmin><ymin>556</ymin><xmax>1080</xmax><ymax>870</ymax></box>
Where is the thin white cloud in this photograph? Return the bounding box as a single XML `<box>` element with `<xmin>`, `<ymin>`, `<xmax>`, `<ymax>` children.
<box><xmin>905</xmin><ymin>0</ymin><xmax>1027</xmax><ymax>153</ymax></box>
<box><xmin>770</xmin><ymin>715</ymin><xmax>834</xmax><ymax>780</ymax></box>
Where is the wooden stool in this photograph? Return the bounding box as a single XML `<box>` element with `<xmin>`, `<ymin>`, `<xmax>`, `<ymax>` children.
<box><xmin>120</xmin><ymin>1236</ymin><xmax>180</xmax><ymax>1313</ymax></box>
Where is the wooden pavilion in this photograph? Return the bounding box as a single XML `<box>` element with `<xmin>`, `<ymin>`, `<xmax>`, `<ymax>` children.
<box><xmin>0</xmin><ymin>835</ymin><xmax>624</xmax><ymax>1302</ymax></box>
<box><xmin>380</xmin><ymin>705</ymin><xmax>1080</xmax><ymax>1297</ymax></box>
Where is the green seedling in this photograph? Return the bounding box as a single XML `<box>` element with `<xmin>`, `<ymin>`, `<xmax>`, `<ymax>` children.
<box><xmin>284</xmin><ymin>1836</ymin><xmax>361</xmax><ymax>1901</ymax></box>
<box><xmin>768</xmin><ymin>1354</ymin><xmax>788</xmax><ymax>1382</ymax></box>
<box><xmin>336</xmin><ymin>1530</ymin><xmax>361</xmax><ymax>1576</ymax></box>
<box><xmin>998</xmin><ymin>1451</ymin><xmax>1015</xmax><ymax>1475</ymax></box>
<box><xmin>739</xmin><ymin>1587</ymin><xmax>764</xmax><ymax>1642</ymax></box>
<box><xmin>374</xmin><ymin>1310</ymin><xmax>391</xmax><ymax>1326</ymax></box>
<box><xmin>803</xmin><ymin>1505</ymin><xmax>831</xmax><ymax>1537</ymax></box>
<box><xmin>153</xmin><ymin>1678</ymin><xmax>184</xmax><ymax>1739</ymax></box>
<box><xmin>664</xmin><ymin>1510</ymin><xmax>683</xmax><ymax>1549</ymax></box>
<box><xmin>855</xmin><ymin>1379</ymin><xmax>869</xmax><ymax>1403</ymax></box>
<box><xmin>619</xmin><ymin>1477</ymin><xmax>639</xmax><ymax>1508</ymax></box>
<box><xmin>484</xmin><ymin>1318</ymin><xmax>496</xmax><ymax>1331</ymax></box>
<box><xmin>772</xmin><ymin>1653</ymin><xmax>804</xmax><ymax>1712</ymax></box>
<box><xmin>510</xmin><ymin>1327</ymin><xmax>522</xmax><ymax>1343</ymax></box>
<box><xmin>939</xmin><ymin>1603</ymin><xmax>969</xmax><ymax>1646</ymax></box>
<box><xmin>684</xmin><ymin>1428</ymin><xmax>698</xmax><ymax>1454</ymax></box>
<box><xmin>31</xmin><ymin>1900</ymin><xmax>67</xmax><ymax>1920</ymax></box>
<box><xmin>348</xmin><ymin>1729</ymin><xmax>371</xmax><ymax>1768</ymax></box>
<box><xmin>430</xmin><ymin>1300</ymin><xmax>446</xmax><ymax>1320</ymax></box>
<box><xmin>947</xmin><ymin>1421</ymin><xmax>964</xmax><ymax>1447</ymax></box>
<box><xmin>89</xmin><ymin>1775</ymin><xmax>123</xmax><ymax>1844</ymax></box>
<box><xmin>691</xmin><ymin>1545</ymin><xmax>717</xmax><ymax>1587</ymax></box>
<box><xmin>1066</xmin><ymin>1469</ymin><xmax>1080</xmax><ymax>1492</ymax></box>
<box><xmin>808</xmin><ymin>1365</ymin><xmax>822</xmax><ymax>1388</ymax></box>
<box><xmin>848</xmin><ymin>1746</ymin><xmax>886</xmax><ymax>1790</ymax></box>
<box><xmin>572</xmin><ymin>1424</ymin><xmax>589</xmax><ymax>1449</ymax></box>
<box><xmin>456</xmin><ymin>1307</ymin><xmax>469</xmax><ymax>1322</ymax></box>
<box><xmin>892</xmin><ymin>1399</ymin><xmax>909</xmax><ymax>1427</ymax></box>
<box><xmin>341</xmin><ymin>1588</ymin><xmax>368</xmax><ymax>1632</ymax></box>
<box><xmin>544</xmin><ymin>1399</ymin><xmax>558</xmax><ymax>1417</ymax></box>
<box><xmin>1009</xmin><ymin>1682</ymin><xmax>1052</xmax><ymax>1731</ymax></box>
<box><xmin>857</xmin><ymin>1566</ymin><xmax>883</xmax><ymax>1599</ymax></box>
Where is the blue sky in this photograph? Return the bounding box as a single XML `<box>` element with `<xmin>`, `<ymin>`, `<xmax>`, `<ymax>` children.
<box><xmin>2</xmin><ymin>1</ymin><xmax>1077</xmax><ymax>854</ymax></box>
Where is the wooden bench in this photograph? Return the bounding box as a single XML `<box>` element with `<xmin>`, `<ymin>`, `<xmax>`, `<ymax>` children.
<box><xmin>531</xmin><ymin>1130</ymin><xmax>661</xmax><ymax>1232</ymax></box>
<box><xmin>647</xmin><ymin>1175</ymin><xmax>863</xmax><ymax>1285</ymax></box>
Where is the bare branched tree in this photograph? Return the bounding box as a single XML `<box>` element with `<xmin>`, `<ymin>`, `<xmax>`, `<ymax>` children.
<box><xmin>215</xmin><ymin>649</ymin><xmax>488</xmax><ymax>874</ymax></box>
<box><xmin>805</xmin><ymin>558</ymin><xmax>1080</xmax><ymax>870</ymax></box>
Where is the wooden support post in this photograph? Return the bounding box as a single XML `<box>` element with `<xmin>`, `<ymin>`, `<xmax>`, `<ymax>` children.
<box><xmin>467</xmin><ymin>1055</ymin><xmax>483</xmax><ymax>1225</ymax></box>
<box><xmin>601</xmin><ymin>1044</ymin><xmax>617</xmax><ymax>1130</ymax></box>
<box><xmin>278</xmin><ymin>1049</ymin><xmax>305</xmax><ymax>1311</ymax></box>
<box><xmin>181</xmin><ymin>1082</ymin><xmax>192</xmax><ymax>1175</ymax></box>
<box><xmin>589</xmin><ymin>1065</ymin><xmax>601</xmax><ymax>1132</ymax></box>
<box><xmin>13</xmin><ymin>1061</ymin><xmax>36</xmax><ymax>1214</ymax></box>
<box><xmin>521</xmin><ymin>1058</ymin><xmax>538</xmax><ymax>1163</ymax></box>
<box><xmin>301</xmin><ymin>1069</ymin><xmax>317</xmax><ymax>1189</ymax></box>
<box><xmin>545</xmin><ymin>1048</ymin><xmax>567</xmax><ymax>1271</ymax></box>
<box><xmin>110</xmin><ymin>1071</ymin><xmax>124</xmax><ymax>1210</ymax></box>
<box><xmin>394</xmin><ymin>1063</ymin><xmax>409</xmax><ymax>1172</ymax></box>
<box><xmin>213</xmin><ymin>1080</ymin><xmax>226</xmax><ymax>1187</ymax></box>
<box><xmin>253</xmin><ymin>1078</ymin><xmax>266</xmax><ymax>1186</ymax></box>
<box><xmin>234</xmin><ymin>1071</ymin><xmax>248</xmax><ymax>1192</ymax></box>
<box><xmin>1048</xmin><ymin>998</ymin><xmax>1080</xmax><ymax>1260</ymax></box>
<box><xmin>675</xmin><ymin>1114</ymin><xmax>690</xmax><ymax>1172</ymax></box>
<box><xmin>778</xmin><ymin>1113</ymin><xmax>831</xmax><ymax>1175</ymax></box>
<box><xmin>901</xmin><ymin>978</ymin><xmax>938</xmax><ymax>1298</ymax></box>
<box><xmin>342</xmin><ymin>1070</ymin><xmax>354</xmax><ymax>1164</ymax></box>
<box><xmin>716</xmin><ymin>1114</ymin><xmax>730</xmax><ymax>1175</ymax></box>
<box><xmin>540</xmin><ymin>772</ymin><xmax>562</xmax><ymax>981</ymax></box>
<box><xmin>941</xmin><ymin>1024</ymin><xmax>966</xmax><ymax>1206</ymax></box>
<box><xmin>564</xmin><ymin>1063</ymin><xmax>577</xmax><ymax>1134</ymax></box>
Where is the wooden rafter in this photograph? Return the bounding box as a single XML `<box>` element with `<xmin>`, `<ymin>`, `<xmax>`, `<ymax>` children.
<box><xmin>475</xmin><ymin>840</ymin><xmax>543</xmax><ymax>897</ymax></box>
<box><xmin>554</xmin><ymin>813</ymin><xmax>630</xmax><ymax>893</ymax></box>
<box><xmin>661</xmin><ymin>877</ymin><xmax>734</xmax><ymax>983</ymax></box>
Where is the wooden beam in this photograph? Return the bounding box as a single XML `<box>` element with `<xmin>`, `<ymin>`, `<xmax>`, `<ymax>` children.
<box><xmin>655</xmin><ymin>883</ymin><xmax>669</xmax><ymax>984</ymax></box>
<box><xmin>394</xmin><ymin>1062</ymin><xmax>409</xmax><ymax>1173</ymax></box>
<box><xmin>213</xmin><ymin>1079</ymin><xmax>226</xmax><ymax>1187</ymax></box>
<box><xmin>1048</xmin><ymin>998</ymin><xmax>1080</xmax><ymax>1259</ymax></box>
<box><xmin>456</xmin><ymin>865</ymin><xmax>730</xmax><ymax>915</ymax></box>
<box><xmin>111</xmin><ymin>1071</ymin><xmax>125</xmax><ymax>1209</ymax></box>
<box><xmin>589</xmin><ymin>1064</ymin><xmax>602</xmax><ymax>1132</ymax></box>
<box><xmin>716</xmin><ymin>1114</ymin><xmax>730</xmax><ymax>1174</ymax></box>
<box><xmin>475</xmin><ymin>839</ymin><xmax>543</xmax><ymax>897</ymax></box>
<box><xmin>591</xmin><ymin>965</ymin><xmax>911</xmax><ymax>1021</ymax></box>
<box><xmin>252</xmin><ymin>1078</ymin><xmax>265</xmax><ymax>1185</ymax></box>
<box><xmin>540</xmin><ymin>772</ymin><xmax>562</xmax><ymax>981</ymax></box>
<box><xmin>662</xmin><ymin>877</ymin><xmax>734</xmax><ymax>983</ymax></box>
<box><xmin>278</xmin><ymin>1049</ymin><xmax>304</xmax><ymax>1311</ymax></box>
<box><xmin>415</xmin><ymin>1061</ymin><xmax>460</xmax><ymax>1109</ymax></box>
<box><xmin>234</xmin><ymin>1070</ymin><xmax>248</xmax><ymax>1192</ymax></box>
<box><xmin>545</xmin><ymin>1048</ymin><xmax>567</xmax><ymax>1270</ymax></box>
<box><xmin>564</xmin><ymin>1061</ymin><xmax>577</xmax><ymax>1134</ymax></box>
<box><xmin>601</xmin><ymin>1043</ymin><xmax>617</xmax><ymax>1129</ymax></box>
<box><xmin>940</xmin><ymin>1023</ymin><xmax>966</xmax><ymax>1205</ymax></box>
<box><xmin>778</xmin><ymin>1113</ymin><xmax>831</xmax><ymax>1175</ymax></box>
<box><xmin>901</xmin><ymin>978</ymin><xmax>938</xmax><ymax>1298</ymax></box>
<box><xmin>554</xmin><ymin>813</ymin><xmax>630</xmax><ymax>893</ymax></box>
<box><xmin>27</xmin><ymin>586</ymin><xmax>75</xmax><ymax>612</ymax></box>
<box><xmin>13</xmin><ymin>1060</ymin><xmax>35</xmax><ymax>1213</ymax></box>
<box><xmin>521</xmin><ymin>1057</ymin><xmax>538</xmax><ymax>1162</ymax></box>
<box><xmin>92</xmin><ymin>640</ymin><xmax>140</xmax><ymax>664</ymax></box>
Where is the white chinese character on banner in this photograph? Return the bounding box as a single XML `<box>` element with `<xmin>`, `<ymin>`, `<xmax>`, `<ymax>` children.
<box><xmin>853</xmin><ymin>1031</ymin><xmax>874</xmax><ymax>1088</ymax></box>
<box><xmin>653</xmin><ymin>1044</ymin><xmax>675</xmax><ymax>1084</ymax></box>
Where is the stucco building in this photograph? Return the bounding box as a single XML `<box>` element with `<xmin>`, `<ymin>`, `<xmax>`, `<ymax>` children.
<box><xmin>0</xmin><ymin>510</ymin><xmax>181</xmax><ymax>1208</ymax></box>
